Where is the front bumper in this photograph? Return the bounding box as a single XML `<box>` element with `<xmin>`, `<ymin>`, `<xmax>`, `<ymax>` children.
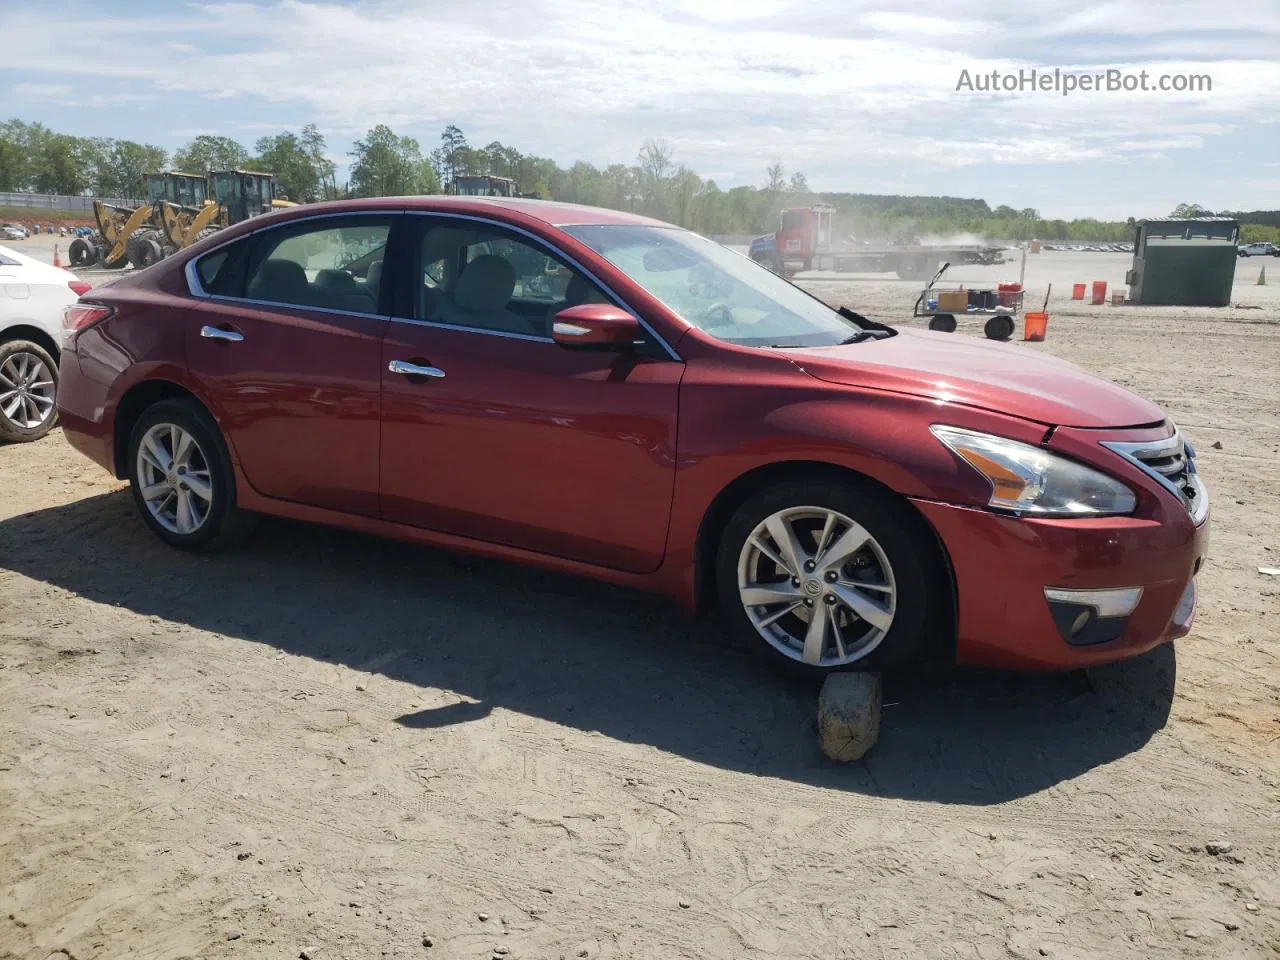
<box><xmin>912</xmin><ymin>498</ymin><xmax>1208</xmax><ymax>670</ymax></box>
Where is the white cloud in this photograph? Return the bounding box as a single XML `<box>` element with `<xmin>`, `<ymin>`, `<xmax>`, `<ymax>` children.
<box><xmin>11</xmin><ymin>83</ymin><xmax>74</xmax><ymax>100</ymax></box>
<box><xmin>1</xmin><ymin>0</ymin><xmax>1278</xmax><ymax>213</ymax></box>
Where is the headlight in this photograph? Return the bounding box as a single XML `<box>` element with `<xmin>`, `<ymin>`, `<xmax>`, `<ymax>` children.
<box><xmin>931</xmin><ymin>425</ymin><xmax>1136</xmax><ymax>516</ymax></box>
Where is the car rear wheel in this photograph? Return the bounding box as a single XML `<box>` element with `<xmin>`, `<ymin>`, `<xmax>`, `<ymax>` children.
<box><xmin>0</xmin><ymin>340</ymin><xmax>59</xmax><ymax>442</ymax></box>
<box><xmin>716</xmin><ymin>480</ymin><xmax>944</xmax><ymax>676</ymax></box>
<box><xmin>127</xmin><ymin>398</ymin><xmax>254</xmax><ymax>550</ymax></box>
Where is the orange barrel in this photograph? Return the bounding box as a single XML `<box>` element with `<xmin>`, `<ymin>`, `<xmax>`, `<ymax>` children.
<box><xmin>1071</xmin><ymin>282</ymin><xmax>1086</xmax><ymax>300</ymax></box>
<box><xmin>997</xmin><ymin>281</ymin><xmax>1022</xmax><ymax>307</ymax></box>
<box><xmin>1024</xmin><ymin>312</ymin><xmax>1048</xmax><ymax>341</ymax></box>
<box><xmin>1091</xmin><ymin>280</ymin><xmax>1107</xmax><ymax>305</ymax></box>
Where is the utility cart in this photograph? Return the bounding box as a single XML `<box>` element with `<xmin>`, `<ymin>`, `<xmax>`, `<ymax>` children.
<box><xmin>912</xmin><ymin>261</ymin><xmax>1024</xmax><ymax>341</ymax></box>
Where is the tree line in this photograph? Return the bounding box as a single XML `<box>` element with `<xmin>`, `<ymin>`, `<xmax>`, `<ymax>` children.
<box><xmin>2</xmin><ymin>118</ymin><xmax>1277</xmax><ymax>243</ymax></box>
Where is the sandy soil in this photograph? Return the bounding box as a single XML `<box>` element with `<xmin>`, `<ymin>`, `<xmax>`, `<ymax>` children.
<box><xmin>2</xmin><ymin>249</ymin><xmax>1279</xmax><ymax>960</ymax></box>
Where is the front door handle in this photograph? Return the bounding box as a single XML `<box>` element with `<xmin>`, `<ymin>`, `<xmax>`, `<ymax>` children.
<box><xmin>388</xmin><ymin>359</ymin><xmax>446</xmax><ymax>379</ymax></box>
<box><xmin>200</xmin><ymin>325</ymin><xmax>244</xmax><ymax>343</ymax></box>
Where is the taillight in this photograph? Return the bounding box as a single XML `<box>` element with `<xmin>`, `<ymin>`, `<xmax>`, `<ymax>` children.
<box><xmin>68</xmin><ymin>280</ymin><xmax>92</xmax><ymax>296</ymax></box>
<box><xmin>63</xmin><ymin>303</ymin><xmax>112</xmax><ymax>345</ymax></box>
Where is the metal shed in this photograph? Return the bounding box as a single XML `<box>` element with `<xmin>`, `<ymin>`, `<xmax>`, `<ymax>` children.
<box><xmin>1125</xmin><ymin>217</ymin><xmax>1238</xmax><ymax>306</ymax></box>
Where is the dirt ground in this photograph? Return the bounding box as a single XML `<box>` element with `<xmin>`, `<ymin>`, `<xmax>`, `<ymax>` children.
<box><xmin>2</xmin><ymin>248</ymin><xmax>1279</xmax><ymax>960</ymax></box>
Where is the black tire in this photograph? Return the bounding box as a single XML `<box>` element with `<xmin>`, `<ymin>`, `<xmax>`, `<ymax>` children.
<box><xmin>895</xmin><ymin>256</ymin><xmax>930</xmax><ymax>281</ymax></box>
<box><xmin>715</xmin><ymin>479</ymin><xmax>948</xmax><ymax>678</ymax></box>
<box><xmin>0</xmin><ymin>339</ymin><xmax>59</xmax><ymax>443</ymax></box>
<box><xmin>126</xmin><ymin>230</ymin><xmax>164</xmax><ymax>269</ymax></box>
<box><xmin>68</xmin><ymin>237</ymin><xmax>92</xmax><ymax>267</ymax></box>
<box><xmin>126</xmin><ymin>398</ymin><xmax>255</xmax><ymax>551</ymax></box>
<box><xmin>927</xmin><ymin>313</ymin><xmax>957</xmax><ymax>332</ymax></box>
<box><xmin>984</xmin><ymin>314</ymin><xmax>1015</xmax><ymax>341</ymax></box>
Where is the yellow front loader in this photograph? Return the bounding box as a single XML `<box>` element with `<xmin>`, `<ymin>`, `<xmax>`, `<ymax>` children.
<box><xmin>157</xmin><ymin>198</ymin><xmax>222</xmax><ymax>251</ymax></box>
<box><xmin>66</xmin><ymin>200</ymin><xmax>158</xmax><ymax>269</ymax></box>
<box><xmin>69</xmin><ymin>170</ymin><xmax>302</xmax><ymax>271</ymax></box>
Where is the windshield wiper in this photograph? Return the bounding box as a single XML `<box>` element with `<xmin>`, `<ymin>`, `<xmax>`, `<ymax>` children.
<box><xmin>837</xmin><ymin>330</ymin><xmax>893</xmax><ymax>345</ymax></box>
<box><xmin>838</xmin><ymin>307</ymin><xmax>895</xmax><ymax>334</ymax></box>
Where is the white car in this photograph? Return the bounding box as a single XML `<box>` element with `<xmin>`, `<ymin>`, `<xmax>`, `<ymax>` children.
<box><xmin>0</xmin><ymin>244</ymin><xmax>92</xmax><ymax>441</ymax></box>
<box><xmin>1238</xmin><ymin>241</ymin><xmax>1279</xmax><ymax>257</ymax></box>
<box><xmin>1</xmin><ymin>224</ymin><xmax>27</xmax><ymax>241</ymax></box>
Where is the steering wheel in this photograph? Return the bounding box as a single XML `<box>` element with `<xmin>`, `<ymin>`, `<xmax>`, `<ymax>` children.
<box><xmin>702</xmin><ymin>301</ymin><xmax>736</xmax><ymax>328</ymax></box>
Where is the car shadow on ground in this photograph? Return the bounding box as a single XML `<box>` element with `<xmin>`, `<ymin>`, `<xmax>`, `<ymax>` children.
<box><xmin>0</xmin><ymin>491</ymin><xmax>1176</xmax><ymax>806</ymax></box>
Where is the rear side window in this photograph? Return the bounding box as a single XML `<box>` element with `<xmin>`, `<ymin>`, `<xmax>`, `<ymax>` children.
<box><xmin>244</xmin><ymin>218</ymin><xmax>392</xmax><ymax>314</ymax></box>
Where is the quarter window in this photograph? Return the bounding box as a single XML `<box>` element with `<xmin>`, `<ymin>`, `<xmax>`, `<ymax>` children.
<box><xmin>244</xmin><ymin>219</ymin><xmax>391</xmax><ymax>313</ymax></box>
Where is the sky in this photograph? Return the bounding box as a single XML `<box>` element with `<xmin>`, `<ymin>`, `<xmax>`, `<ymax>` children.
<box><xmin>1</xmin><ymin>0</ymin><xmax>1277</xmax><ymax>220</ymax></box>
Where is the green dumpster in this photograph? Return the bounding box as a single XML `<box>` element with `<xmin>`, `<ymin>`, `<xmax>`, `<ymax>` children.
<box><xmin>1125</xmin><ymin>218</ymin><xmax>1238</xmax><ymax>306</ymax></box>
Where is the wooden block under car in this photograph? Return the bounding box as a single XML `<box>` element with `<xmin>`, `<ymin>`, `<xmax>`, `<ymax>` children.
<box><xmin>817</xmin><ymin>672</ymin><xmax>882</xmax><ymax>761</ymax></box>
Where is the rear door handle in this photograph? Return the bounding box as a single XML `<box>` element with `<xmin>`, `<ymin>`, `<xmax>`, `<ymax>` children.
<box><xmin>200</xmin><ymin>325</ymin><xmax>244</xmax><ymax>343</ymax></box>
<box><xmin>388</xmin><ymin>359</ymin><xmax>446</xmax><ymax>379</ymax></box>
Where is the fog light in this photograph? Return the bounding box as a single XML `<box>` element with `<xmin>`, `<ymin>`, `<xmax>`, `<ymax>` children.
<box><xmin>1044</xmin><ymin>586</ymin><xmax>1143</xmax><ymax>618</ymax></box>
<box><xmin>1044</xmin><ymin>586</ymin><xmax>1142</xmax><ymax>647</ymax></box>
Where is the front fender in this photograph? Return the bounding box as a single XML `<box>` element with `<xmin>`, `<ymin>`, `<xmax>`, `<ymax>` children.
<box><xmin>663</xmin><ymin>360</ymin><xmax>1051</xmax><ymax>573</ymax></box>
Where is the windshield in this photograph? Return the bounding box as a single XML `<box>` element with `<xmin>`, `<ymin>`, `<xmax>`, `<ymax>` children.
<box><xmin>562</xmin><ymin>224</ymin><xmax>860</xmax><ymax>347</ymax></box>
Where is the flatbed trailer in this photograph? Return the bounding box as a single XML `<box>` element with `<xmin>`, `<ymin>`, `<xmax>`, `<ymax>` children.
<box><xmin>793</xmin><ymin>243</ymin><xmax>1005</xmax><ymax>278</ymax></box>
<box><xmin>747</xmin><ymin>203</ymin><xmax>1006</xmax><ymax>280</ymax></box>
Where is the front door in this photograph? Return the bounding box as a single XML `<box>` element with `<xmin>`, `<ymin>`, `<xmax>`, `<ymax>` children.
<box><xmin>378</xmin><ymin>216</ymin><xmax>683</xmax><ymax>573</ymax></box>
<box><xmin>186</xmin><ymin>214</ymin><xmax>395</xmax><ymax>516</ymax></box>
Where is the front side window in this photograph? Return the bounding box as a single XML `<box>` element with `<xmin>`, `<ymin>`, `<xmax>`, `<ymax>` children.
<box><xmin>415</xmin><ymin>220</ymin><xmax>606</xmax><ymax>337</ymax></box>
<box><xmin>242</xmin><ymin>218</ymin><xmax>391</xmax><ymax>312</ymax></box>
<box><xmin>564</xmin><ymin>224</ymin><xmax>860</xmax><ymax>348</ymax></box>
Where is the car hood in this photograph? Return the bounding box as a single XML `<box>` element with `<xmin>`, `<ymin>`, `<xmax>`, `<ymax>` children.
<box><xmin>779</xmin><ymin>328</ymin><xmax>1164</xmax><ymax>429</ymax></box>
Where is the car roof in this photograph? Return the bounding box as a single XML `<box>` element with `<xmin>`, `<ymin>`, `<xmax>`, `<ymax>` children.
<box><xmin>258</xmin><ymin>196</ymin><xmax>673</xmax><ymax>229</ymax></box>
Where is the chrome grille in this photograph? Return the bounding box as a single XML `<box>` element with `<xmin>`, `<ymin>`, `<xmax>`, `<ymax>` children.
<box><xmin>1102</xmin><ymin>430</ymin><xmax>1208</xmax><ymax>524</ymax></box>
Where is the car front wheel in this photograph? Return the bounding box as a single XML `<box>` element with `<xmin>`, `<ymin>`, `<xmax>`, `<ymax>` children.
<box><xmin>716</xmin><ymin>480</ymin><xmax>945</xmax><ymax>676</ymax></box>
<box><xmin>127</xmin><ymin>398</ymin><xmax>253</xmax><ymax>550</ymax></box>
<box><xmin>0</xmin><ymin>340</ymin><xmax>59</xmax><ymax>442</ymax></box>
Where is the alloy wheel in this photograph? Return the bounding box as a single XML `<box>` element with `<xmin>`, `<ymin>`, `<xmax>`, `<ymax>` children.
<box><xmin>136</xmin><ymin>422</ymin><xmax>215</xmax><ymax>535</ymax></box>
<box><xmin>0</xmin><ymin>351</ymin><xmax>56</xmax><ymax>430</ymax></box>
<box><xmin>736</xmin><ymin>506</ymin><xmax>897</xmax><ymax>667</ymax></box>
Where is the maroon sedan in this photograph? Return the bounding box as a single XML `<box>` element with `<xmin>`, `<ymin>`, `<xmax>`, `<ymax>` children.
<box><xmin>57</xmin><ymin>198</ymin><xmax>1208</xmax><ymax>675</ymax></box>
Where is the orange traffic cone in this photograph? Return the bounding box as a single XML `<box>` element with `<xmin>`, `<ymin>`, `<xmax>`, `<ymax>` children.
<box><xmin>53</xmin><ymin>244</ymin><xmax>62</xmax><ymax>268</ymax></box>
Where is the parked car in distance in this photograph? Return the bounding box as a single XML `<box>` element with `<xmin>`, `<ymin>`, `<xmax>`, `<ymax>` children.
<box><xmin>1</xmin><ymin>224</ymin><xmax>28</xmax><ymax>241</ymax></box>
<box><xmin>0</xmin><ymin>244</ymin><xmax>92</xmax><ymax>441</ymax></box>
<box><xmin>1237</xmin><ymin>241</ymin><xmax>1279</xmax><ymax>257</ymax></box>
<box><xmin>57</xmin><ymin>198</ymin><xmax>1209</xmax><ymax>677</ymax></box>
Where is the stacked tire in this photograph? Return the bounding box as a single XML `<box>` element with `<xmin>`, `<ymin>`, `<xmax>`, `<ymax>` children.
<box><xmin>126</xmin><ymin>229</ymin><xmax>167</xmax><ymax>270</ymax></box>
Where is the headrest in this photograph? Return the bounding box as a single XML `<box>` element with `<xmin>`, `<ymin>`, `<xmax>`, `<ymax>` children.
<box><xmin>454</xmin><ymin>255</ymin><xmax>516</xmax><ymax>311</ymax></box>
<box><xmin>314</xmin><ymin>268</ymin><xmax>357</xmax><ymax>291</ymax></box>
<box><xmin>249</xmin><ymin>259</ymin><xmax>310</xmax><ymax>301</ymax></box>
<box><xmin>366</xmin><ymin>259</ymin><xmax>383</xmax><ymax>287</ymax></box>
<box><xmin>564</xmin><ymin>273</ymin><xmax>604</xmax><ymax>305</ymax></box>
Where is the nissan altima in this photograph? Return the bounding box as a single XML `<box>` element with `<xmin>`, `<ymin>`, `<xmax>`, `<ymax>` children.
<box><xmin>57</xmin><ymin>197</ymin><xmax>1208</xmax><ymax>675</ymax></box>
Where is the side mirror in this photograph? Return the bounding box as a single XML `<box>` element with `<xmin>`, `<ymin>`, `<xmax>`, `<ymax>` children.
<box><xmin>551</xmin><ymin>303</ymin><xmax>641</xmax><ymax>350</ymax></box>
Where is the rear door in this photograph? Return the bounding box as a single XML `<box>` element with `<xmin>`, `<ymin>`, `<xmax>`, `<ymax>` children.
<box><xmin>185</xmin><ymin>214</ymin><xmax>398</xmax><ymax>516</ymax></box>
